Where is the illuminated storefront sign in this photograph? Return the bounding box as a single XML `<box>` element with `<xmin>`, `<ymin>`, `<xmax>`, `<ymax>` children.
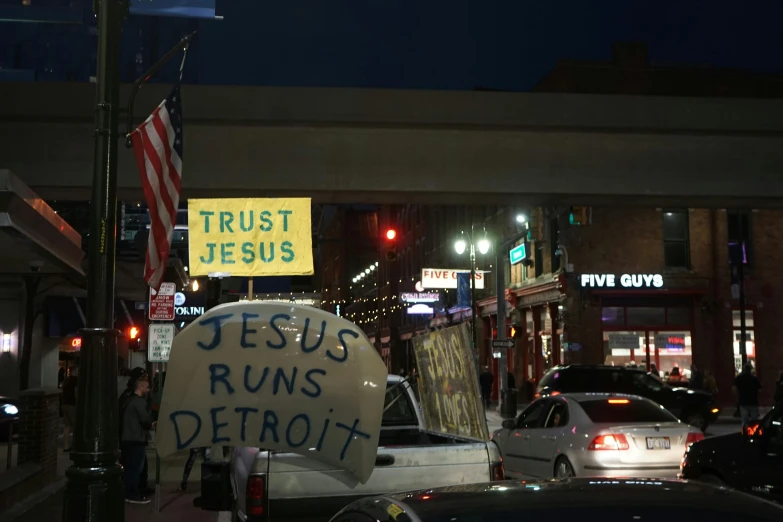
<box><xmin>421</xmin><ymin>269</ymin><xmax>485</xmax><ymax>289</ymax></box>
<box><xmin>581</xmin><ymin>273</ymin><xmax>663</xmax><ymax>289</ymax></box>
<box><xmin>400</xmin><ymin>292</ymin><xmax>439</xmax><ymax>304</ymax></box>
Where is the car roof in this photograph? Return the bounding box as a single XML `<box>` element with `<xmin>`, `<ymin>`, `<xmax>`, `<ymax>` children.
<box><xmin>549</xmin><ymin>364</ymin><xmax>647</xmax><ymax>374</ymax></box>
<box><xmin>359</xmin><ymin>479</ymin><xmax>783</xmax><ymax>521</ymax></box>
<box><xmin>554</xmin><ymin>392</ymin><xmax>649</xmax><ymax>402</ymax></box>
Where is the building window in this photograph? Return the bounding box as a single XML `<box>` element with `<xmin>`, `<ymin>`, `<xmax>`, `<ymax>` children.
<box><xmin>662</xmin><ymin>210</ymin><xmax>690</xmax><ymax>268</ymax></box>
<box><xmin>727</xmin><ymin>211</ymin><xmax>753</xmax><ymax>268</ymax></box>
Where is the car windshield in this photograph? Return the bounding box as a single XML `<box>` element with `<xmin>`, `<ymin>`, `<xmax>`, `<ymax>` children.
<box><xmin>578</xmin><ymin>399</ymin><xmax>678</xmax><ymax>424</ymax></box>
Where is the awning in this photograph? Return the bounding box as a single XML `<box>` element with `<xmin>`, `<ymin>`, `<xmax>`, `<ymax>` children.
<box><xmin>0</xmin><ymin>170</ymin><xmax>84</xmax><ymax>274</ymax></box>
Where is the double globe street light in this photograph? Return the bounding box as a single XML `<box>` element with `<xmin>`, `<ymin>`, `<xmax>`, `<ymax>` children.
<box><xmin>454</xmin><ymin>226</ymin><xmax>491</xmax><ymax>351</ymax></box>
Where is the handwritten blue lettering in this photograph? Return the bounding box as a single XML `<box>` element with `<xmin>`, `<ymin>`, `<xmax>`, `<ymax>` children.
<box><xmin>278</xmin><ymin>209</ymin><xmax>292</xmax><ymax>232</ymax></box>
<box><xmin>220</xmin><ymin>211</ymin><xmax>234</xmax><ymax>233</ymax></box>
<box><xmin>241</xmin><ymin>312</ymin><xmax>260</xmax><ymax>348</ymax></box>
<box><xmin>267</xmin><ymin>314</ymin><xmax>290</xmax><ymax>349</ymax></box>
<box><xmin>210</xmin><ymin>406</ymin><xmax>231</xmax><ymax>444</ymax></box>
<box><xmin>235</xmin><ymin>407</ymin><xmax>259</xmax><ymax>442</ymax></box>
<box><xmin>260</xmin><ymin>410</ymin><xmax>279</xmax><ymax>444</ymax></box>
<box><xmin>199</xmin><ymin>243</ymin><xmax>216</xmax><ymax>264</ymax></box>
<box><xmin>301</xmin><ymin>369</ymin><xmax>326</xmax><ymax>398</ymax></box>
<box><xmin>244</xmin><ymin>365</ymin><xmax>270</xmax><ymax>393</ymax></box>
<box><xmin>199</xmin><ymin>210</ymin><xmax>214</xmax><ymax>233</ymax></box>
<box><xmin>281</xmin><ymin>241</ymin><xmax>295</xmax><ymax>262</ymax></box>
<box><xmin>197</xmin><ymin>313</ymin><xmax>234</xmax><ymax>351</ymax></box>
<box><xmin>301</xmin><ymin>318</ymin><xmax>326</xmax><ymax>353</ymax></box>
<box><xmin>316</xmin><ymin>408</ymin><xmax>333</xmax><ymax>451</ymax></box>
<box><xmin>241</xmin><ymin>242</ymin><xmax>254</xmax><ymax>263</ymax></box>
<box><xmin>170</xmin><ymin>410</ymin><xmax>201</xmax><ymax>450</ymax></box>
<box><xmin>221</xmin><ymin>242</ymin><xmax>236</xmax><ymax>264</ymax></box>
<box><xmin>327</xmin><ymin>329</ymin><xmax>357</xmax><ymax>363</ymax></box>
<box><xmin>239</xmin><ymin>211</ymin><xmax>254</xmax><ymax>232</ymax></box>
<box><xmin>286</xmin><ymin>413</ymin><xmax>311</xmax><ymax>448</ymax></box>
<box><xmin>273</xmin><ymin>367</ymin><xmax>298</xmax><ymax>395</ymax></box>
<box><xmin>209</xmin><ymin>364</ymin><xmax>235</xmax><ymax>395</ymax></box>
<box><xmin>335</xmin><ymin>419</ymin><xmax>371</xmax><ymax>461</ymax></box>
<box><xmin>259</xmin><ymin>210</ymin><xmax>273</xmax><ymax>232</ymax></box>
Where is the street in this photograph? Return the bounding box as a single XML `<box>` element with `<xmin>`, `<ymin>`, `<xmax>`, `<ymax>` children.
<box><xmin>4</xmin><ymin>416</ymin><xmax>746</xmax><ymax>522</ymax></box>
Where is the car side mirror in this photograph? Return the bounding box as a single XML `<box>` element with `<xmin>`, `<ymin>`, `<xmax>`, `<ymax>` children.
<box><xmin>502</xmin><ymin>419</ymin><xmax>516</xmax><ymax>430</ymax></box>
<box><xmin>744</xmin><ymin>422</ymin><xmax>763</xmax><ymax>437</ymax></box>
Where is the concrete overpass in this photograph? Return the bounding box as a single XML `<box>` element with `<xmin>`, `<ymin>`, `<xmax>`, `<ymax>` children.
<box><xmin>2</xmin><ymin>82</ymin><xmax>783</xmax><ymax>206</ymax></box>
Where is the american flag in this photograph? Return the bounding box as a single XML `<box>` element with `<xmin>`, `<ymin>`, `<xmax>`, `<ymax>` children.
<box><xmin>130</xmin><ymin>85</ymin><xmax>183</xmax><ymax>290</ymax></box>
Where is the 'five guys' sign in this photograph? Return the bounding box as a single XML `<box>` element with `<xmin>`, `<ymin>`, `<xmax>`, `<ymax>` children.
<box><xmin>155</xmin><ymin>302</ymin><xmax>387</xmax><ymax>483</ymax></box>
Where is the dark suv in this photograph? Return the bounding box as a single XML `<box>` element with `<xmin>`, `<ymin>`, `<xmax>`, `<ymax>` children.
<box><xmin>537</xmin><ymin>365</ymin><xmax>719</xmax><ymax>431</ymax></box>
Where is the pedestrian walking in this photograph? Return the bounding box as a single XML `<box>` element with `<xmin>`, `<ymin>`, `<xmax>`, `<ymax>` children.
<box><xmin>690</xmin><ymin>364</ymin><xmax>704</xmax><ymax>390</ymax></box>
<box><xmin>61</xmin><ymin>366</ymin><xmax>78</xmax><ymax>452</ymax></box>
<box><xmin>733</xmin><ymin>363</ymin><xmax>762</xmax><ymax>428</ymax></box>
<box><xmin>704</xmin><ymin>370</ymin><xmax>719</xmax><ymax>397</ymax></box>
<box><xmin>479</xmin><ymin>366</ymin><xmax>494</xmax><ymax>409</ymax></box>
<box><xmin>120</xmin><ymin>369</ymin><xmax>155</xmax><ymax>504</ymax></box>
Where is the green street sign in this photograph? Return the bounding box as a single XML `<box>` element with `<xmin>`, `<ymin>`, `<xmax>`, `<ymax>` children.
<box><xmin>509</xmin><ymin>243</ymin><xmax>527</xmax><ymax>265</ymax></box>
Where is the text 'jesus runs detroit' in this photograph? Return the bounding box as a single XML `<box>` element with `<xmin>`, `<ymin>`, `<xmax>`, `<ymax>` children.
<box><xmin>167</xmin><ymin>312</ymin><xmax>373</xmax><ymax>461</ymax></box>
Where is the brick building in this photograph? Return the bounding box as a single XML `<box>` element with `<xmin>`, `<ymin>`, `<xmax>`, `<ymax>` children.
<box><xmin>477</xmin><ymin>207</ymin><xmax>783</xmax><ymax>406</ymax></box>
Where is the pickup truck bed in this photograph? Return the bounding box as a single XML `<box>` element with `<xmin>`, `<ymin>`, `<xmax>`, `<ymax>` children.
<box><xmin>231</xmin><ymin>376</ymin><xmax>503</xmax><ymax>522</ymax></box>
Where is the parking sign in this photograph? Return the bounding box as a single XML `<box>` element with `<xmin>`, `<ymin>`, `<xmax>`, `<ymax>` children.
<box><xmin>148</xmin><ymin>324</ymin><xmax>176</xmax><ymax>362</ymax></box>
<box><xmin>149</xmin><ymin>282</ymin><xmax>176</xmax><ymax>321</ymax></box>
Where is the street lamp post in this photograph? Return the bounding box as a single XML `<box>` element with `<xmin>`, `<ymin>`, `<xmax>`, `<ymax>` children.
<box><xmin>455</xmin><ymin>225</ymin><xmax>490</xmax><ymax>354</ymax></box>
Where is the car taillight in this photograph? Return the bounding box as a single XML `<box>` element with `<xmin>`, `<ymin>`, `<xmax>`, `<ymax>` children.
<box><xmin>491</xmin><ymin>462</ymin><xmax>505</xmax><ymax>481</ymax></box>
<box><xmin>686</xmin><ymin>432</ymin><xmax>705</xmax><ymax>446</ymax></box>
<box><xmin>247</xmin><ymin>475</ymin><xmax>266</xmax><ymax>517</ymax></box>
<box><xmin>588</xmin><ymin>434</ymin><xmax>630</xmax><ymax>450</ymax></box>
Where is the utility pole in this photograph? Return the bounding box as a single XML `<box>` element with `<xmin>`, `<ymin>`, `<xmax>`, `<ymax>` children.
<box><xmin>64</xmin><ymin>1</ymin><xmax>127</xmax><ymax>520</ymax></box>
<box><xmin>495</xmin><ymin>247</ymin><xmax>508</xmax><ymax>411</ymax></box>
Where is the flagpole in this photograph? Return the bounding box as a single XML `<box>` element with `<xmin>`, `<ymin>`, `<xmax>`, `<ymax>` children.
<box><xmin>125</xmin><ymin>31</ymin><xmax>196</xmax><ymax>148</ymax></box>
<box><xmin>64</xmin><ymin>0</ymin><xmax>127</xmax><ymax>520</ymax></box>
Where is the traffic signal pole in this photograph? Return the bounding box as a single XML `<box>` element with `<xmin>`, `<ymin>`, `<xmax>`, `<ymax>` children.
<box><xmin>64</xmin><ymin>1</ymin><xmax>128</xmax><ymax>520</ymax></box>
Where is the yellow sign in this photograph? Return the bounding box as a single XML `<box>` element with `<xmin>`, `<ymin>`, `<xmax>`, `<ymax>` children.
<box><xmin>187</xmin><ymin>198</ymin><xmax>314</xmax><ymax>277</ymax></box>
<box><xmin>412</xmin><ymin>324</ymin><xmax>489</xmax><ymax>441</ymax></box>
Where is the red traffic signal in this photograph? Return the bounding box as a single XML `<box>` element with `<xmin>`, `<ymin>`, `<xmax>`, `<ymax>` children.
<box><xmin>385</xmin><ymin>229</ymin><xmax>397</xmax><ymax>241</ymax></box>
<box><xmin>128</xmin><ymin>326</ymin><xmax>140</xmax><ymax>340</ymax></box>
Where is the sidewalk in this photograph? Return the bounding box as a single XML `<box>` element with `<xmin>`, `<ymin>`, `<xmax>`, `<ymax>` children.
<box><xmin>2</xmin><ymin>443</ymin><xmax>209</xmax><ymax>522</ymax></box>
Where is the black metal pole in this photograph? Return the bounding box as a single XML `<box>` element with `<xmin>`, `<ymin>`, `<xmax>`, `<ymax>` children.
<box><xmin>470</xmin><ymin>246</ymin><xmax>477</xmax><ymax>352</ymax></box>
<box><xmin>737</xmin><ymin>215</ymin><xmax>748</xmax><ymax>368</ymax></box>
<box><xmin>64</xmin><ymin>0</ymin><xmax>127</xmax><ymax>520</ymax></box>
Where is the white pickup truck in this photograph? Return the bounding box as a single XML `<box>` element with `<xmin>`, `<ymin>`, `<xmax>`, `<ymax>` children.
<box><xmin>229</xmin><ymin>375</ymin><xmax>504</xmax><ymax>522</ymax></box>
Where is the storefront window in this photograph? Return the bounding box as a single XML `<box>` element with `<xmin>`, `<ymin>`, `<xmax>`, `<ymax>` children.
<box><xmin>666</xmin><ymin>307</ymin><xmax>691</xmax><ymax>327</ymax></box>
<box><xmin>603</xmin><ymin>331</ymin><xmax>647</xmax><ymax>367</ymax></box>
<box><xmin>601</xmin><ymin>307</ymin><xmax>625</xmax><ymax>326</ymax></box>
<box><xmin>651</xmin><ymin>331</ymin><xmax>692</xmax><ymax>382</ymax></box>
<box><xmin>732</xmin><ymin>309</ymin><xmax>756</xmax><ymax>373</ymax></box>
<box><xmin>627</xmin><ymin>307</ymin><xmax>666</xmax><ymax>327</ymax></box>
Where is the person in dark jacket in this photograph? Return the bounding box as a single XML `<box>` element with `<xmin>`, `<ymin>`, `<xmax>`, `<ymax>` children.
<box><xmin>120</xmin><ymin>370</ymin><xmax>155</xmax><ymax>504</ymax></box>
<box><xmin>479</xmin><ymin>367</ymin><xmax>494</xmax><ymax>409</ymax></box>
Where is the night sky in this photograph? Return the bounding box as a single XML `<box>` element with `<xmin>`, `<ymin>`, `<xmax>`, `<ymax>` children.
<box><xmin>186</xmin><ymin>0</ymin><xmax>783</xmax><ymax>89</ymax></box>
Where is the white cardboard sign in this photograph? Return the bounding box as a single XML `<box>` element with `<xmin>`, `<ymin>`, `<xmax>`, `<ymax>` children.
<box><xmin>156</xmin><ymin>302</ymin><xmax>388</xmax><ymax>484</ymax></box>
<box><xmin>148</xmin><ymin>324</ymin><xmax>176</xmax><ymax>362</ymax></box>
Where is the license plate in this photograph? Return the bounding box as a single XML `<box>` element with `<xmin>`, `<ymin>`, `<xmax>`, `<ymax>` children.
<box><xmin>646</xmin><ymin>437</ymin><xmax>671</xmax><ymax>450</ymax></box>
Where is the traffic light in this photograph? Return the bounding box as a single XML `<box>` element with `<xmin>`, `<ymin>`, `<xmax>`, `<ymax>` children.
<box><xmin>384</xmin><ymin>228</ymin><xmax>398</xmax><ymax>262</ymax></box>
<box><xmin>569</xmin><ymin>206</ymin><xmax>590</xmax><ymax>226</ymax></box>
<box><xmin>128</xmin><ymin>326</ymin><xmax>140</xmax><ymax>340</ymax></box>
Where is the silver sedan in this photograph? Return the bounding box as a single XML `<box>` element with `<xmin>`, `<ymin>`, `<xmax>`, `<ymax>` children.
<box><xmin>491</xmin><ymin>393</ymin><xmax>704</xmax><ymax>479</ymax></box>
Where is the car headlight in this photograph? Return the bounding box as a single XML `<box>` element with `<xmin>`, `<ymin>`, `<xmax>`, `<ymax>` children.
<box><xmin>2</xmin><ymin>404</ymin><xmax>18</xmax><ymax>416</ymax></box>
